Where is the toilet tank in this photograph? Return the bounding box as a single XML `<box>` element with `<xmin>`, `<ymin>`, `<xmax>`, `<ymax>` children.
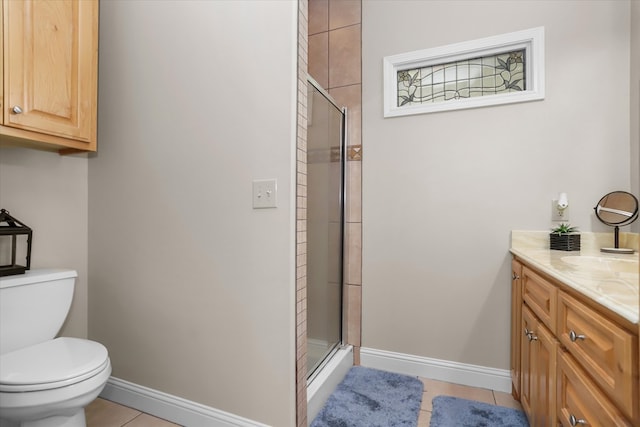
<box><xmin>0</xmin><ymin>269</ymin><xmax>77</xmax><ymax>355</ymax></box>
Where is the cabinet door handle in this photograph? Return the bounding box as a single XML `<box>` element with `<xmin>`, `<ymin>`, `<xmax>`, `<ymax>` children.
<box><xmin>12</xmin><ymin>105</ymin><xmax>23</xmax><ymax>114</ymax></box>
<box><xmin>524</xmin><ymin>328</ymin><xmax>537</xmax><ymax>341</ymax></box>
<box><xmin>569</xmin><ymin>330</ymin><xmax>586</xmax><ymax>342</ymax></box>
<box><xmin>569</xmin><ymin>414</ymin><xmax>587</xmax><ymax>425</ymax></box>
<box><xmin>512</xmin><ymin>273</ymin><xmax>520</xmax><ymax>280</ymax></box>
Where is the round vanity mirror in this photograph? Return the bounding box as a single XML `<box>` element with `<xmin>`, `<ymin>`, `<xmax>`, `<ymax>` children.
<box><xmin>594</xmin><ymin>191</ymin><xmax>639</xmax><ymax>254</ymax></box>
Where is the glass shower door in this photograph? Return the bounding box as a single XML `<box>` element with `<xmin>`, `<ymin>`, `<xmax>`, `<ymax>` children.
<box><xmin>306</xmin><ymin>78</ymin><xmax>345</xmax><ymax>378</ymax></box>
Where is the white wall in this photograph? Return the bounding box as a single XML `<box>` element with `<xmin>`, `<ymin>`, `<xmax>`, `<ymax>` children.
<box><xmin>89</xmin><ymin>1</ymin><xmax>298</xmax><ymax>425</ymax></box>
<box><xmin>0</xmin><ymin>148</ymin><xmax>89</xmax><ymax>339</ymax></box>
<box><xmin>362</xmin><ymin>0</ymin><xmax>632</xmax><ymax>369</ymax></box>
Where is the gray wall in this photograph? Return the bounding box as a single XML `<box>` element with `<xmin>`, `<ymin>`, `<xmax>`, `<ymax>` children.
<box><xmin>361</xmin><ymin>0</ymin><xmax>633</xmax><ymax>369</ymax></box>
<box><xmin>0</xmin><ymin>148</ymin><xmax>89</xmax><ymax>339</ymax></box>
<box><xmin>632</xmin><ymin>0</ymin><xmax>639</xmax><ymax>232</ymax></box>
<box><xmin>88</xmin><ymin>1</ymin><xmax>297</xmax><ymax>425</ymax></box>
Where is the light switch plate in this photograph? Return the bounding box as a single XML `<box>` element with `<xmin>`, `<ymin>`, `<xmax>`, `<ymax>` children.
<box><xmin>253</xmin><ymin>179</ymin><xmax>277</xmax><ymax>209</ymax></box>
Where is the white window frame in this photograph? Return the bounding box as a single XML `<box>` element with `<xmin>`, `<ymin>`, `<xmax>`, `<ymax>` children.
<box><xmin>383</xmin><ymin>27</ymin><xmax>545</xmax><ymax>118</ymax></box>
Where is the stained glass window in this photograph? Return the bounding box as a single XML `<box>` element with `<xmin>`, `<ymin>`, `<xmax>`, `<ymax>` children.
<box><xmin>382</xmin><ymin>27</ymin><xmax>544</xmax><ymax>117</ymax></box>
<box><xmin>397</xmin><ymin>50</ymin><xmax>525</xmax><ymax>107</ymax></box>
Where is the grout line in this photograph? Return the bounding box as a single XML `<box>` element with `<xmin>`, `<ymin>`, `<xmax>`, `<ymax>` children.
<box><xmin>122</xmin><ymin>412</ymin><xmax>144</xmax><ymax>426</ymax></box>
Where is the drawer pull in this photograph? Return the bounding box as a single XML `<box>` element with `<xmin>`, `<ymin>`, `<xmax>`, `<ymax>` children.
<box><xmin>569</xmin><ymin>330</ymin><xmax>586</xmax><ymax>342</ymax></box>
<box><xmin>12</xmin><ymin>105</ymin><xmax>23</xmax><ymax>114</ymax></box>
<box><xmin>512</xmin><ymin>273</ymin><xmax>520</xmax><ymax>280</ymax></box>
<box><xmin>569</xmin><ymin>414</ymin><xmax>587</xmax><ymax>425</ymax></box>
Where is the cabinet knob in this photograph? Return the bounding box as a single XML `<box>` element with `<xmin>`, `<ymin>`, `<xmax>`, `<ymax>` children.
<box><xmin>569</xmin><ymin>414</ymin><xmax>587</xmax><ymax>425</ymax></box>
<box><xmin>569</xmin><ymin>330</ymin><xmax>586</xmax><ymax>342</ymax></box>
<box><xmin>512</xmin><ymin>273</ymin><xmax>520</xmax><ymax>280</ymax></box>
<box><xmin>524</xmin><ymin>328</ymin><xmax>537</xmax><ymax>341</ymax></box>
<box><xmin>11</xmin><ymin>105</ymin><xmax>23</xmax><ymax>114</ymax></box>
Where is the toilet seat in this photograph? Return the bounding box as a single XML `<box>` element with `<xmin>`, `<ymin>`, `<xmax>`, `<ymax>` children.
<box><xmin>0</xmin><ymin>337</ymin><xmax>109</xmax><ymax>392</ymax></box>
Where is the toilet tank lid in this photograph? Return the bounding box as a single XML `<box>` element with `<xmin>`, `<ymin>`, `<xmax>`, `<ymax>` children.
<box><xmin>0</xmin><ymin>269</ymin><xmax>77</xmax><ymax>289</ymax></box>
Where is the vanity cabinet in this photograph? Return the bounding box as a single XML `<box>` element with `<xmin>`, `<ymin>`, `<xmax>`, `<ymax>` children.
<box><xmin>0</xmin><ymin>0</ymin><xmax>99</xmax><ymax>152</ymax></box>
<box><xmin>511</xmin><ymin>257</ymin><xmax>639</xmax><ymax>427</ymax></box>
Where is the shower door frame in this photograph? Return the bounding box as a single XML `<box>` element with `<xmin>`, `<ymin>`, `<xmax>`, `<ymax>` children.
<box><xmin>305</xmin><ymin>76</ymin><xmax>347</xmax><ymax>382</ymax></box>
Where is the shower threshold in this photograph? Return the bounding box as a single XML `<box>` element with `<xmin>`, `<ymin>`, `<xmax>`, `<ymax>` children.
<box><xmin>307</xmin><ymin>345</ymin><xmax>353</xmax><ymax>423</ymax></box>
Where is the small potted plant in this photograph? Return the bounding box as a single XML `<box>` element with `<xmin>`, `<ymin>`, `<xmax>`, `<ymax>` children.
<box><xmin>550</xmin><ymin>223</ymin><xmax>580</xmax><ymax>251</ymax></box>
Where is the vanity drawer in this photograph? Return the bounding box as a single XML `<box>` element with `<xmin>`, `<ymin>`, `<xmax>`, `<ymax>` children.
<box><xmin>556</xmin><ymin>348</ymin><xmax>632</xmax><ymax>427</ymax></box>
<box><xmin>522</xmin><ymin>267</ymin><xmax>557</xmax><ymax>333</ymax></box>
<box><xmin>557</xmin><ymin>291</ymin><xmax>638</xmax><ymax>422</ymax></box>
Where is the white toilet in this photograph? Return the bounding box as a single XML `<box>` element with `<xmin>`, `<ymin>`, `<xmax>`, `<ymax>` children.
<box><xmin>0</xmin><ymin>269</ymin><xmax>111</xmax><ymax>427</ymax></box>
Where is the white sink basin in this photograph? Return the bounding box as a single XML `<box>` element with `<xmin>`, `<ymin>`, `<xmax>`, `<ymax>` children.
<box><xmin>561</xmin><ymin>256</ymin><xmax>639</xmax><ymax>274</ymax></box>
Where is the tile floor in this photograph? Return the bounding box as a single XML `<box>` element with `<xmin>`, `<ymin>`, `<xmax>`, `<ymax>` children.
<box><xmin>416</xmin><ymin>377</ymin><xmax>523</xmax><ymax>427</ymax></box>
<box><xmin>87</xmin><ymin>377</ymin><xmax>523</xmax><ymax>427</ymax></box>
<box><xmin>86</xmin><ymin>398</ymin><xmax>180</xmax><ymax>427</ymax></box>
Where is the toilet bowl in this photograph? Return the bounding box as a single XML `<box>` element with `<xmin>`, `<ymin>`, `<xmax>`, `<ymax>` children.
<box><xmin>0</xmin><ymin>270</ymin><xmax>111</xmax><ymax>427</ymax></box>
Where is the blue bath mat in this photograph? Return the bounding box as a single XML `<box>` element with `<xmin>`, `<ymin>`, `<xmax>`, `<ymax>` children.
<box><xmin>310</xmin><ymin>366</ymin><xmax>423</xmax><ymax>427</ymax></box>
<box><xmin>430</xmin><ymin>395</ymin><xmax>529</xmax><ymax>427</ymax></box>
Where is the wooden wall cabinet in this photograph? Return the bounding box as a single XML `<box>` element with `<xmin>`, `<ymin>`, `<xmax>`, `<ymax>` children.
<box><xmin>511</xmin><ymin>257</ymin><xmax>638</xmax><ymax>427</ymax></box>
<box><xmin>0</xmin><ymin>0</ymin><xmax>99</xmax><ymax>152</ymax></box>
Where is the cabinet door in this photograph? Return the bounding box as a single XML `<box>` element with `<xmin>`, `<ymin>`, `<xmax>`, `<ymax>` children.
<box><xmin>522</xmin><ymin>305</ymin><xmax>559</xmax><ymax>427</ymax></box>
<box><xmin>511</xmin><ymin>259</ymin><xmax>523</xmax><ymax>399</ymax></box>
<box><xmin>4</xmin><ymin>0</ymin><xmax>98</xmax><ymax>145</ymax></box>
<box><xmin>521</xmin><ymin>305</ymin><xmax>536</xmax><ymax>424</ymax></box>
<box><xmin>535</xmin><ymin>319</ymin><xmax>557</xmax><ymax>427</ymax></box>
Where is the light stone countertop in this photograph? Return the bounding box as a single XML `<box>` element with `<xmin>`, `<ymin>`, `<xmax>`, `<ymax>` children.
<box><xmin>510</xmin><ymin>230</ymin><xmax>639</xmax><ymax>325</ymax></box>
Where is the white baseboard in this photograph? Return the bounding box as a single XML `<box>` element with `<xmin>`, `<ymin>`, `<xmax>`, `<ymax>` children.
<box><xmin>100</xmin><ymin>347</ymin><xmax>509</xmax><ymax>427</ymax></box>
<box><xmin>360</xmin><ymin>347</ymin><xmax>511</xmax><ymax>393</ymax></box>
<box><xmin>100</xmin><ymin>377</ymin><xmax>269</xmax><ymax>427</ymax></box>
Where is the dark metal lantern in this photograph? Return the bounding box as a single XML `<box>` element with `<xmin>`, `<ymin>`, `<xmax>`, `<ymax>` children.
<box><xmin>0</xmin><ymin>209</ymin><xmax>32</xmax><ymax>276</ymax></box>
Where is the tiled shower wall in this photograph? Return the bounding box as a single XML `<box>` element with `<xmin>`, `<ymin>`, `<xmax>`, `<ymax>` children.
<box><xmin>308</xmin><ymin>0</ymin><xmax>363</xmax><ymax>361</ymax></box>
<box><xmin>296</xmin><ymin>1</ymin><xmax>309</xmax><ymax>426</ymax></box>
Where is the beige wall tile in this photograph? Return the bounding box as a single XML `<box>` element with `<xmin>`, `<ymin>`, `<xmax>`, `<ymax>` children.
<box><xmin>345</xmin><ymin>222</ymin><xmax>362</xmax><ymax>284</ymax></box>
<box><xmin>309</xmin><ymin>0</ymin><xmax>328</xmax><ymax>34</ymax></box>
<box><xmin>344</xmin><ymin>283</ymin><xmax>361</xmax><ymax>346</ymax></box>
<box><xmin>329</xmin><ymin>24</ymin><xmax>361</xmax><ymax>88</ymax></box>
<box><xmin>329</xmin><ymin>84</ymin><xmax>361</xmax><ymax>147</ymax></box>
<box><xmin>329</xmin><ymin>0</ymin><xmax>361</xmax><ymax>30</ymax></box>
<box><xmin>309</xmin><ymin>32</ymin><xmax>329</xmax><ymax>88</ymax></box>
<box><xmin>353</xmin><ymin>346</ymin><xmax>360</xmax><ymax>365</ymax></box>
<box><xmin>345</xmin><ymin>160</ymin><xmax>361</xmax><ymax>223</ymax></box>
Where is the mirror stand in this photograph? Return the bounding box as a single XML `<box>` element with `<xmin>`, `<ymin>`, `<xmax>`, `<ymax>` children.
<box><xmin>594</xmin><ymin>191</ymin><xmax>639</xmax><ymax>254</ymax></box>
<box><xmin>601</xmin><ymin>226</ymin><xmax>634</xmax><ymax>254</ymax></box>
